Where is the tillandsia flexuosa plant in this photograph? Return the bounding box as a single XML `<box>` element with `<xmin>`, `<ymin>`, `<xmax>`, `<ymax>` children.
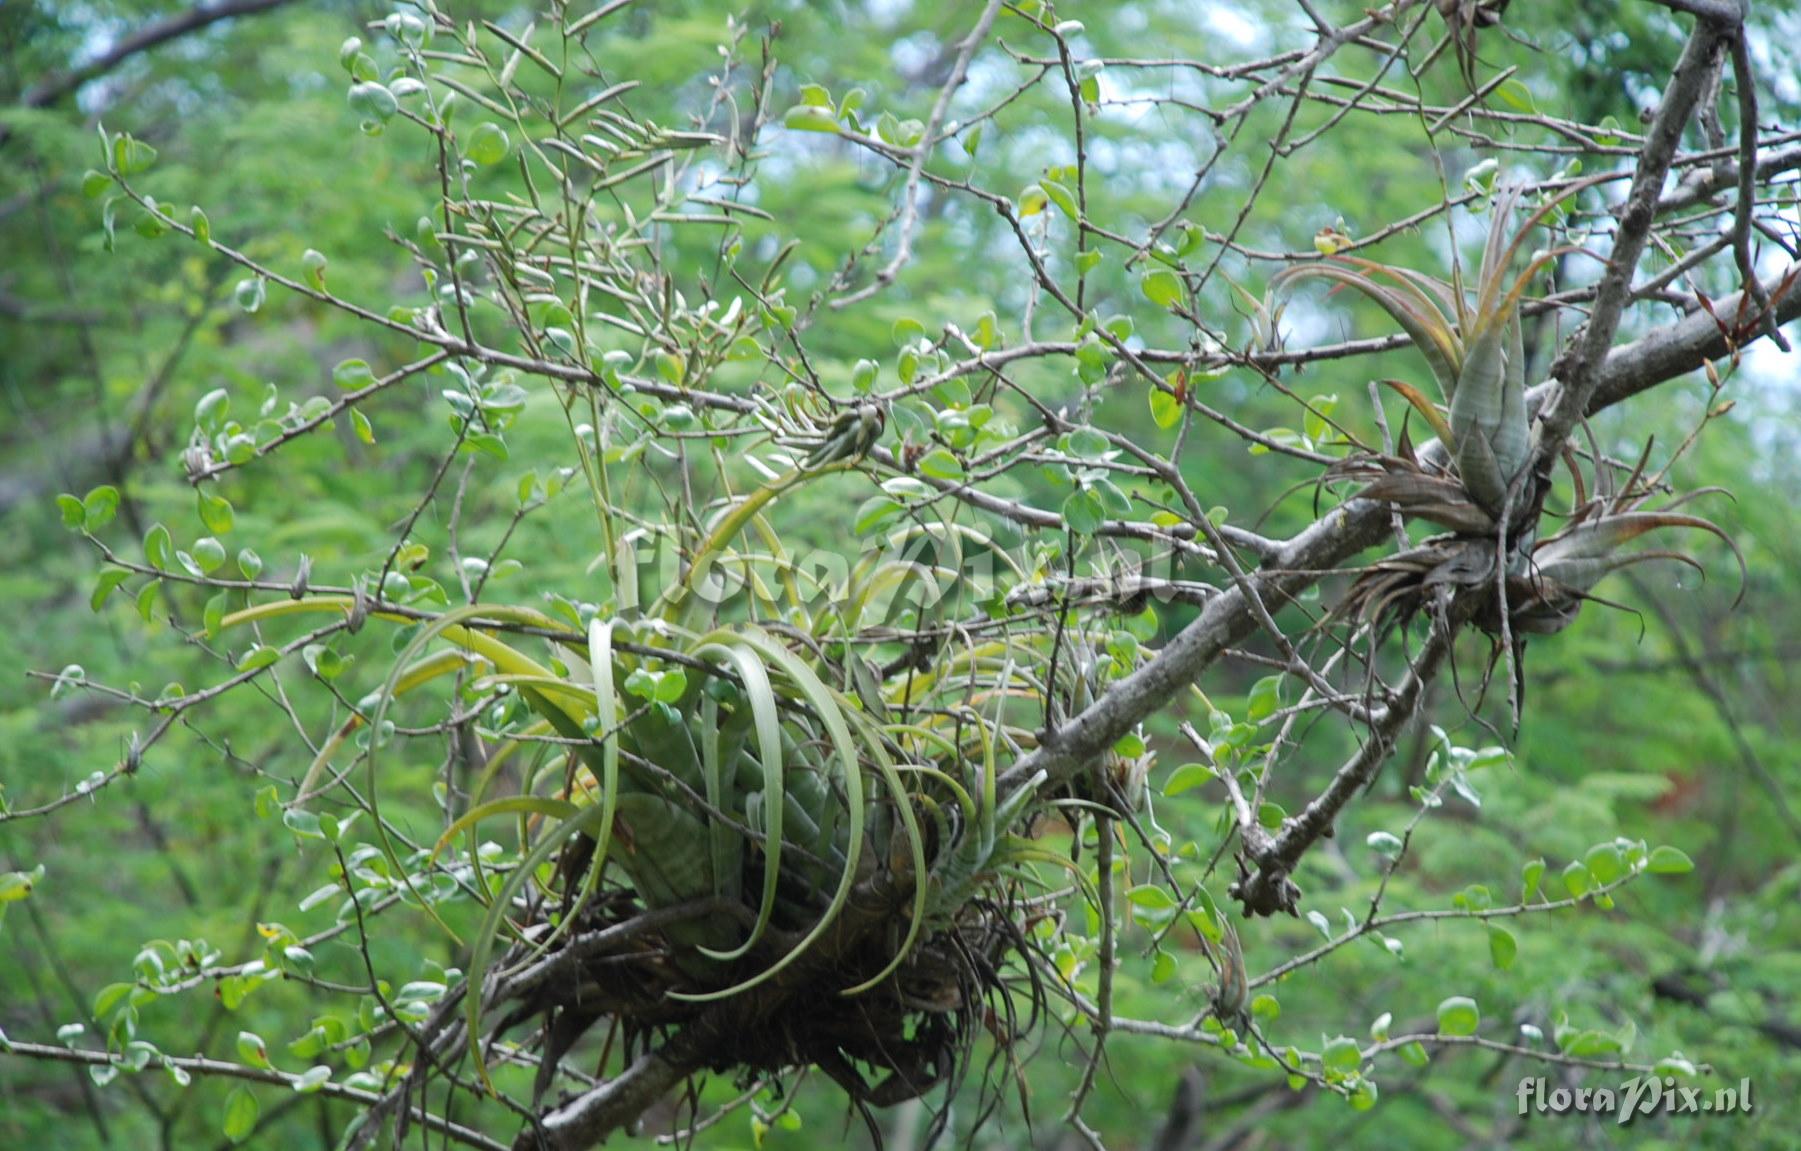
<box><xmin>203</xmin><ymin>447</ymin><xmax>1076</xmax><ymax>1111</ymax></box>
<box><xmin>1273</xmin><ymin>184</ymin><xmax>1743</xmax><ymax>660</ymax></box>
<box><xmin>1273</xmin><ymin>182</ymin><xmax>1576</xmax><ymax>525</ymax></box>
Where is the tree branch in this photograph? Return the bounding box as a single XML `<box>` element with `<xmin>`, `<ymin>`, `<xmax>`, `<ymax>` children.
<box><xmin>998</xmin><ymin>268</ymin><xmax>1800</xmax><ymax>801</ymax></box>
<box><xmin>1231</xmin><ymin>623</ymin><xmax>1456</xmax><ymax>916</ymax></box>
<box><xmin>17</xmin><ymin>0</ymin><xmax>299</xmax><ymax>112</ymax></box>
<box><xmin>521</xmin><ymin>1044</ymin><xmax>697</xmax><ymax>1151</ymax></box>
<box><xmin>1</xmin><ymin>1041</ymin><xmax>508</xmax><ymax>1151</ymax></box>
<box><xmin>1536</xmin><ymin>18</ymin><xmax>1730</xmax><ymax>450</ymax></box>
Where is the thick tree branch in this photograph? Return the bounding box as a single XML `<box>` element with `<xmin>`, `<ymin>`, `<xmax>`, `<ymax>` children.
<box><xmin>17</xmin><ymin>0</ymin><xmax>298</xmax><ymax>111</ymax></box>
<box><xmin>1536</xmin><ymin>19</ymin><xmax>1729</xmax><ymax>451</ymax></box>
<box><xmin>523</xmin><ymin>1044</ymin><xmax>697</xmax><ymax>1151</ymax></box>
<box><xmin>1231</xmin><ymin>623</ymin><xmax>1456</xmax><ymax>916</ymax></box>
<box><xmin>998</xmin><ymin>269</ymin><xmax>1800</xmax><ymax>801</ymax></box>
<box><xmin>1636</xmin><ymin>0</ymin><xmax>1746</xmax><ymax>22</ymax></box>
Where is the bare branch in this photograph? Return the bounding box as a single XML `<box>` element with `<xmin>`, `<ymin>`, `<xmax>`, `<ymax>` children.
<box><xmin>1</xmin><ymin>1</ymin><xmax>300</xmax><ymax>147</ymax></box>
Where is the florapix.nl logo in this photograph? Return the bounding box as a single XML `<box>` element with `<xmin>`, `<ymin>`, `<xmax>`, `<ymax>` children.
<box><xmin>1516</xmin><ymin>1075</ymin><xmax>1753</xmax><ymax>1124</ymax></box>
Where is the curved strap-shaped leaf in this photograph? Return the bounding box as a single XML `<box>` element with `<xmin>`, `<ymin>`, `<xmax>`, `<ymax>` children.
<box><xmin>696</xmin><ymin>698</ymin><xmax>741</xmax><ymax>908</ymax></box>
<box><xmin>1376</xmin><ymin>378</ymin><xmax>1456</xmax><ymax>451</ymax></box>
<box><xmin>667</xmin><ymin>627</ymin><xmax>896</xmax><ymax>1001</ymax></box>
<box><xmin>360</xmin><ymin>604</ymin><xmax>572</xmax><ymax>947</ymax></box>
<box><xmin>431</xmin><ymin>796</ymin><xmax>582</xmax><ymax>862</ymax></box>
<box><xmin>1273</xmin><ymin>261</ymin><xmax>1462</xmax><ymax>400</ymax></box>
<box><xmin>1534</xmin><ymin>511</ymin><xmax>1746</xmax><ymax>602</ymax></box>
<box><xmin>1449</xmin><ymin>318</ymin><xmax>1521</xmax><ymax>515</ymax></box>
<box><xmin>689</xmin><ymin>636</ymin><xmax>786</xmax><ymax>961</ymax></box>
<box><xmin>462</xmin><ymin>801</ymin><xmax>612</xmax><ymax>1093</ymax></box>
<box><xmin>293</xmin><ymin>649</ymin><xmax>485</xmax><ymax>806</ymax></box>
<box><xmin>836</xmin><ymin>708</ymin><xmax>930</xmax><ymax>996</ymax></box>
<box><xmin>553</xmin><ymin>618</ymin><xmax>623</xmax><ymax>942</ymax></box>
<box><xmin>655</xmin><ymin>457</ymin><xmax>856</xmax><ymax>626</ymax></box>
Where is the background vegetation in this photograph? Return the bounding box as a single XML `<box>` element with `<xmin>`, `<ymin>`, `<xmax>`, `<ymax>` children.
<box><xmin>1</xmin><ymin>2</ymin><xmax>1797</xmax><ymax>1149</ymax></box>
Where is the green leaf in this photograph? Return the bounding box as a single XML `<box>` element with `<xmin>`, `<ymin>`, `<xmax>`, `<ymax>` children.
<box><xmin>1398</xmin><ymin>1040</ymin><xmax>1430</xmax><ymax>1067</ymax></box>
<box><xmin>144</xmin><ymin>524</ymin><xmax>172</xmax><ymax>570</ymax></box>
<box><xmin>1367</xmin><ymin>831</ymin><xmax>1403</xmax><ymax>858</ymax></box>
<box><xmin>464</xmin><ymin>432</ymin><xmax>508</xmax><ymax>461</ymax></box>
<box><xmin>1151</xmin><ymin>951</ymin><xmax>1177</xmax><ymax>984</ymax></box>
<box><xmin>81</xmin><ymin>169</ymin><xmax>112</xmax><ymax>199</ymax></box>
<box><xmin>57</xmin><ymin>494</ymin><xmax>86</xmax><ymax>530</ymax></box>
<box><xmin>136</xmin><ymin>580</ymin><xmax>160</xmax><ymax>622</ymax></box>
<box><xmin>333</xmin><ymin>358</ymin><xmax>376</xmax><ymax>390</ymax></box>
<box><xmin>198</xmin><ymin>490</ymin><xmax>234</xmax><ymax>535</ymax></box>
<box><xmin>1647</xmin><ymin>845</ymin><xmax>1694</xmax><ymax>875</ymax></box>
<box><xmin>195</xmin><ymin>388</ymin><xmax>230</xmax><ymax>432</ymax></box>
<box><xmin>783</xmin><ymin>105</ymin><xmax>840</xmax><ymax>133</ymax></box>
<box><xmin>1487</xmin><ymin>924</ymin><xmax>1517</xmax><ymax>970</ymax></box>
<box><xmin>850</xmin><ymin>358</ymin><xmax>879</xmax><ymax>392</ymax></box>
<box><xmin>1521</xmin><ymin>857</ymin><xmax>1545</xmax><ymax>900</ymax></box>
<box><xmin>1561</xmin><ymin>1029</ymin><xmax>1622</xmax><ymax>1057</ymax></box>
<box><xmin>302</xmin><ymin>248</ymin><xmax>328</xmax><ymax>289</ymax></box>
<box><xmin>291</xmin><ymin>1066</ymin><xmax>331</xmax><ymax>1093</ymax></box>
<box><xmin>1321</xmin><ymin>1036</ymin><xmax>1362</xmax><ymax>1074</ymax></box>
<box><xmin>222</xmin><ymin>1085</ymin><xmax>258</xmax><ymax>1142</ymax></box>
<box><xmin>1149</xmin><ymin>387</ymin><xmax>1183</xmax><ymax>430</ymax></box>
<box><xmin>0</xmin><ymin>865</ymin><xmax>45</xmax><ymax>903</ymax></box>
<box><xmin>1436</xmin><ymin>996</ymin><xmax>1480</xmax><ymax>1036</ymax></box>
<box><xmin>1496</xmin><ymin>78</ymin><xmax>1536</xmax><ymax>113</ymax></box>
<box><xmin>235</xmin><ymin>1032</ymin><xmax>269</xmax><ymax>1069</ymax></box>
<box><xmin>238</xmin><ymin>645</ymin><xmax>281</xmax><ymax>672</ymax></box>
<box><xmin>465</xmin><ymin>123</ymin><xmax>510</xmax><ymax>165</ymax></box>
<box><xmin>134</xmin><ymin>199</ymin><xmax>168</xmax><ymax>238</ymax></box>
<box><xmin>1584</xmin><ymin>843</ymin><xmax>1626</xmax><ymax>885</ymax></box>
<box><xmin>917</xmin><ymin>448</ymin><xmax>964</xmax><ymax>481</ymax></box>
<box><xmin>853</xmin><ymin>496</ymin><xmax>902</xmax><ymax>536</ymax></box>
<box><xmin>113</xmin><ymin>134</ymin><xmax>158</xmax><ymax>175</ymax></box>
<box><xmin>191</xmin><ymin>206</ymin><xmax>210</xmax><ymax>244</ymax></box>
<box><xmin>235</xmin><ymin>277</ymin><xmax>265</xmax><ymax>313</ymax></box>
<box><xmin>91</xmin><ymin>570</ymin><xmax>130</xmax><ymax>612</ymax></box>
<box><xmin>1247</xmin><ymin>675</ymin><xmax>1282</xmax><ymax>721</ymax></box>
<box><xmin>1041</xmin><ymin>178</ymin><xmax>1078</xmax><ymax>219</ymax></box>
<box><xmin>1654</xmin><ymin>1054</ymin><xmax>1698</xmax><ymax>1078</ymax></box>
<box><xmin>1562</xmin><ymin>860</ymin><xmax>1592</xmax><ymax>897</ymax></box>
<box><xmin>1125</xmin><ymin>885</ymin><xmax>1176</xmax><ymax>910</ymax></box>
<box><xmin>1062</xmin><ymin>489</ymin><xmax>1103</xmax><ymax>535</ymax></box>
<box><xmin>1163</xmin><ymin>762</ymin><xmax>1214</xmax><ymax>797</ymax></box>
<box><xmin>1018</xmin><ymin>184</ymin><xmax>1048</xmax><ymax>217</ymax></box>
<box><xmin>652</xmin><ymin>668</ymin><xmax>688</xmax><ymax>704</ymax></box>
<box><xmin>1067</xmin><ymin>427</ymin><xmax>1109</xmax><ymax>458</ymax></box>
<box><xmin>1251</xmin><ymin>994</ymin><xmax>1280</xmax><ymax>1022</ymax></box>
<box><xmin>347</xmin><ymin>82</ymin><xmax>398</xmax><ymax>123</ymax></box>
<box><xmin>83</xmin><ymin>486</ymin><xmax>120</xmax><ymax>530</ymax></box>
<box><xmin>891</xmin><ymin>317</ymin><xmax>926</xmax><ymax>346</ymax></box>
<box><xmin>1141</xmin><ymin>268</ymin><xmax>1184</xmax><ymax>309</ymax></box>
<box><xmin>190</xmin><ymin>537</ymin><xmax>227</xmax><ymax>573</ymax></box>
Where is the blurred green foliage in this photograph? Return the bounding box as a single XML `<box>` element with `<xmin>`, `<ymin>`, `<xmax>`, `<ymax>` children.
<box><xmin>1</xmin><ymin>2</ymin><xmax>1798</xmax><ymax>1149</ymax></box>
